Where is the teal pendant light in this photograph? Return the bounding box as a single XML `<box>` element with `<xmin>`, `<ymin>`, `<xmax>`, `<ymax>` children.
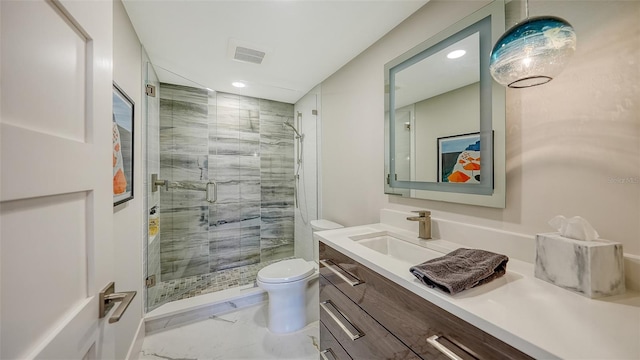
<box><xmin>489</xmin><ymin>0</ymin><xmax>577</xmax><ymax>88</ymax></box>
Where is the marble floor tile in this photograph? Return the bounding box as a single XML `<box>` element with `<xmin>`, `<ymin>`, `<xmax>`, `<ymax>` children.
<box><xmin>139</xmin><ymin>304</ymin><xmax>319</xmax><ymax>360</ymax></box>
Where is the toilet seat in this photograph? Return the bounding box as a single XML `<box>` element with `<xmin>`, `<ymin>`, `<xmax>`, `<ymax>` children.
<box><xmin>257</xmin><ymin>258</ymin><xmax>315</xmax><ymax>284</ymax></box>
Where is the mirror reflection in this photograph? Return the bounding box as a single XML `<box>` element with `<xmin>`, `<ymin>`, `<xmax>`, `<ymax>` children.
<box><xmin>394</xmin><ymin>32</ymin><xmax>480</xmax><ymax>183</ymax></box>
<box><xmin>384</xmin><ymin>1</ymin><xmax>506</xmax><ymax>208</ymax></box>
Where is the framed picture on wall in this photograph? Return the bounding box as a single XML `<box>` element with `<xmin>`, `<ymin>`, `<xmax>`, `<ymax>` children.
<box><xmin>437</xmin><ymin>132</ymin><xmax>481</xmax><ymax>183</ymax></box>
<box><xmin>113</xmin><ymin>83</ymin><xmax>134</xmax><ymax>206</ymax></box>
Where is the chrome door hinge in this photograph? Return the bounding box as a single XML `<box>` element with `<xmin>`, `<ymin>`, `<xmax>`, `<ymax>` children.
<box><xmin>146</xmin><ymin>84</ymin><xmax>156</xmax><ymax>97</ymax></box>
<box><xmin>386</xmin><ymin>173</ymin><xmax>397</xmax><ymax>185</ymax></box>
<box><xmin>146</xmin><ymin>275</ymin><xmax>156</xmax><ymax>288</ymax></box>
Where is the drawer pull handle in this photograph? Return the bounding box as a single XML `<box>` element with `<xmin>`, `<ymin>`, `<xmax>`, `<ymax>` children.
<box><xmin>320</xmin><ymin>349</ymin><xmax>337</xmax><ymax>360</ymax></box>
<box><xmin>427</xmin><ymin>335</ymin><xmax>464</xmax><ymax>360</ymax></box>
<box><xmin>320</xmin><ymin>300</ymin><xmax>365</xmax><ymax>341</ymax></box>
<box><xmin>319</xmin><ymin>259</ymin><xmax>363</xmax><ymax>286</ymax></box>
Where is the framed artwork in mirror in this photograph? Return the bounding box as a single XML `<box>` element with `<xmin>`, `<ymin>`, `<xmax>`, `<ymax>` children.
<box><xmin>437</xmin><ymin>132</ymin><xmax>480</xmax><ymax>183</ymax></box>
<box><xmin>113</xmin><ymin>83</ymin><xmax>134</xmax><ymax>206</ymax></box>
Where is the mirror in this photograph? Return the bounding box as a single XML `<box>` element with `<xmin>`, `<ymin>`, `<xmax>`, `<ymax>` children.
<box><xmin>384</xmin><ymin>1</ymin><xmax>506</xmax><ymax>208</ymax></box>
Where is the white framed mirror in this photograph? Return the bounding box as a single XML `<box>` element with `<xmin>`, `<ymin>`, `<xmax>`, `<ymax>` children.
<box><xmin>384</xmin><ymin>1</ymin><xmax>506</xmax><ymax>208</ymax></box>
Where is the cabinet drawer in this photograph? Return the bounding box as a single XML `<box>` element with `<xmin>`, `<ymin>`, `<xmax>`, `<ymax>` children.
<box><xmin>320</xmin><ymin>275</ymin><xmax>420</xmax><ymax>360</ymax></box>
<box><xmin>319</xmin><ymin>243</ymin><xmax>367</xmax><ymax>302</ymax></box>
<box><xmin>320</xmin><ymin>321</ymin><xmax>352</xmax><ymax>360</ymax></box>
<box><xmin>320</xmin><ymin>242</ymin><xmax>533</xmax><ymax>360</ymax></box>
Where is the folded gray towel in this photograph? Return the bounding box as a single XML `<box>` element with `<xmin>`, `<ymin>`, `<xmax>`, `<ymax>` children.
<box><xmin>410</xmin><ymin>248</ymin><xmax>508</xmax><ymax>295</ymax></box>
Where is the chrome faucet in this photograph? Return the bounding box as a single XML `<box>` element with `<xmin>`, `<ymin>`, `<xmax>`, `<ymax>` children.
<box><xmin>407</xmin><ymin>210</ymin><xmax>432</xmax><ymax>239</ymax></box>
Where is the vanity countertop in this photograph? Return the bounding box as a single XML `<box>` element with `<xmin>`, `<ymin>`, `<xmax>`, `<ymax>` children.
<box><xmin>315</xmin><ymin>222</ymin><xmax>640</xmax><ymax>360</ymax></box>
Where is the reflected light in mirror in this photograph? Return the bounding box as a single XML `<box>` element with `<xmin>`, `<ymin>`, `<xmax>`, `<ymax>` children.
<box><xmin>394</xmin><ymin>32</ymin><xmax>479</xmax><ymax>109</ymax></box>
<box><xmin>447</xmin><ymin>50</ymin><xmax>466</xmax><ymax>59</ymax></box>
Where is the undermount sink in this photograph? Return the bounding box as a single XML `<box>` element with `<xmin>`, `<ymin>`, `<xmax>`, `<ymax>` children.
<box><xmin>349</xmin><ymin>231</ymin><xmax>442</xmax><ymax>265</ymax></box>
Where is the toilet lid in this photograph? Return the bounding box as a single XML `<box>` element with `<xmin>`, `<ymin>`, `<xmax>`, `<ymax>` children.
<box><xmin>257</xmin><ymin>259</ymin><xmax>315</xmax><ymax>284</ymax></box>
<box><xmin>310</xmin><ymin>219</ymin><xmax>343</xmax><ymax>231</ymax></box>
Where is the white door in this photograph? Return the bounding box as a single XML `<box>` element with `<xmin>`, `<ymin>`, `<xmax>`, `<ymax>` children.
<box><xmin>1</xmin><ymin>0</ymin><xmax>115</xmax><ymax>359</ymax></box>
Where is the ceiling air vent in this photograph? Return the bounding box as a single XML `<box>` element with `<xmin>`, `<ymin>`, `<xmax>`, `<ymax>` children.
<box><xmin>234</xmin><ymin>46</ymin><xmax>266</xmax><ymax>65</ymax></box>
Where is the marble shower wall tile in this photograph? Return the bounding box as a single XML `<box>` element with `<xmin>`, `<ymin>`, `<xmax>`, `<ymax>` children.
<box><xmin>170</xmin><ymin>124</ymin><xmax>208</xmax><ymax>155</ymax></box>
<box><xmin>209</xmin><ymin>202</ymin><xmax>241</xmax><ymax>230</ymax></box>
<box><xmin>159</xmin><ymin>86</ymin><xmax>294</xmax><ymax>283</ymax></box>
<box><xmin>240</xmin><ymin>96</ymin><xmax>260</xmax><ymax>130</ymax></box>
<box><xmin>168</xmin><ymin>100</ymin><xmax>208</xmax><ymax>130</ymax></box>
<box><xmin>239</xmin><ymin>96</ymin><xmax>260</xmax><ymax>156</ymax></box>
<box><xmin>159</xmin><ymin>210</ymin><xmax>209</xmax><ymax>238</ymax></box>
<box><xmin>162</xmin><ymin>83</ymin><xmax>208</xmax><ymax>105</ymax></box>
<box><xmin>240</xmin><ymin>156</ymin><xmax>261</xmax><ymax>202</ymax></box>
<box><xmin>161</xmin><ymin>256</ymin><xmax>210</xmax><ymax>281</ymax></box>
<box><xmin>215</xmin><ymin>93</ymin><xmax>240</xmax><ymax>156</ymax></box>
<box><xmin>160</xmin><ymin>153</ymin><xmax>208</xmax><ymax>182</ymax></box>
<box><xmin>260</xmin><ymin>98</ymin><xmax>295</xmax><ymax>116</ymax></box>
<box><xmin>240</xmin><ymin>201</ymin><xmax>261</xmax><ymax>227</ymax></box>
<box><xmin>259</xmin><ymin>99</ymin><xmax>295</xmax><ymax>261</ymax></box>
<box><xmin>160</xmin><ymin>84</ymin><xmax>208</xmax><ymax>157</ymax></box>
<box><xmin>161</xmin><ymin>232</ymin><xmax>210</xmax><ymax>281</ymax></box>
<box><xmin>160</xmin><ymin>189</ymin><xmax>209</xmax><ymax>212</ymax></box>
<box><xmin>161</xmin><ymin>232</ymin><xmax>209</xmax><ymax>263</ymax></box>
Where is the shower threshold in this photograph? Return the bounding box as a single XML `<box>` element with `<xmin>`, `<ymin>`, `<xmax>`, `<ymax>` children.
<box><xmin>145</xmin><ymin>258</ymin><xmax>291</xmax><ymax>332</ymax></box>
<box><xmin>145</xmin><ymin>282</ymin><xmax>267</xmax><ymax>334</ymax></box>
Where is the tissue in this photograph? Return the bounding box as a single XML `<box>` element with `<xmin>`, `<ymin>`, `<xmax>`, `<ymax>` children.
<box><xmin>548</xmin><ymin>215</ymin><xmax>599</xmax><ymax>241</ymax></box>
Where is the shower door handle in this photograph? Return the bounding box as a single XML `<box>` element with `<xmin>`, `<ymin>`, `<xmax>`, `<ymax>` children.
<box><xmin>206</xmin><ymin>181</ymin><xmax>217</xmax><ymax>203</ymax></box>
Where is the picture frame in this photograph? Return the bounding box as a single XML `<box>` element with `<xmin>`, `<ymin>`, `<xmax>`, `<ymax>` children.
<box><xmin>112</xmin><ymin>83</ymin><xmax>134</xmax><ymax>206</ymax></box>
<box><xmin>437</xmin><ymin>132</ymin><xmax>481</xmax><ymax>183</ymax></box>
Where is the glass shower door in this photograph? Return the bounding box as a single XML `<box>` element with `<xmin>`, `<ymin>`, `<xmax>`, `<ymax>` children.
<box><xmin>144</xmin><ymin>64</ymin><xmax>297</xmax><ymax>313</ymax></box>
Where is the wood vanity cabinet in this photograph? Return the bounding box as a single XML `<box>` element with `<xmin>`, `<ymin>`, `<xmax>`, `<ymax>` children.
<box><xmin>319</xmin><ymin>242</ymin><xmax>534</xmax><ymax>360</ymax></box>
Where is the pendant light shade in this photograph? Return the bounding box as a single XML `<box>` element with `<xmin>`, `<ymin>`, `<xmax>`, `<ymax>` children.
<box><xmin>489</xmin><ymin>15</ymin><xmax>576</xmax><ymax>88</ymax></box>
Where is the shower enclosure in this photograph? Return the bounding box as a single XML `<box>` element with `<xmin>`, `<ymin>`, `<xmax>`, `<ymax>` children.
<box><xmin>143</xmin><ymin>63</ymin><xmax>317</xmax><ymax>312</ymax></box>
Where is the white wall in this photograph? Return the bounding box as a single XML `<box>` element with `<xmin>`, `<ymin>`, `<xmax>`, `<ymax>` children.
<box><xmin>113</xmin><ymin>0</ymin><xmax>144</xmax><ymax>358</ymax></box>
<box><xmin>415</xmin><ymin>82</ymin><xmax>479</xmax><ymax>182</ymax></box>
<box><xmin>321</xmin><ymin>0</ymin><xmax>640</xmax><ymax>262</ymax></box>
<box><xmin>394</xmin><ymin>105</ymin><xmax>413</xmax><ymax>182</ymax></box>
<box><xmin>321</xmin><ymin>0</ymin><xmax>490</xmax><ymax>225</ymax></box>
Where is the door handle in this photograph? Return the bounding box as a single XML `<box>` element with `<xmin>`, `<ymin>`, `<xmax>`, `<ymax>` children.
<box><xmin>99</xmin><ymin>282</ymin><xmax>137</xmax><ymax>324</ymax></box>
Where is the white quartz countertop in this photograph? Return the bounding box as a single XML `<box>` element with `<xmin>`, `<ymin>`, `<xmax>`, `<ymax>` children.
<box><xmin>316</xmin><ymin>223</ymin><xmax>640</xmax><ymax>360</ymax></box>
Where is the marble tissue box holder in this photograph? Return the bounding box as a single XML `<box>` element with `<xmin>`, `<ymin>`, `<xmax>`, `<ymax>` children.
<box><xmin>535</xmin><ymin>233</ymin><xmax>625</xmax><ymax>298</ymax></box>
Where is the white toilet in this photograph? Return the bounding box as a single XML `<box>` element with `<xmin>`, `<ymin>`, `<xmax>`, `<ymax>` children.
<box><xmin>257</xmin><ymin>219</ymin><xmax>343</xmax><ymax>334</ymax></box>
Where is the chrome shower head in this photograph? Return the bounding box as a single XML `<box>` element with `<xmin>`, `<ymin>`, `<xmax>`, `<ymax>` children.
<box><xmin>283</xmin><ymin>120</ymin><xmax>302</xmax><ymax>139</ymax></box>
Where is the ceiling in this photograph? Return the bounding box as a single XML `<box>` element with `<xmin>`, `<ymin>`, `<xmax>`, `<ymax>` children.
<box><xmin>395</xmin><ymin>32</ymin><xmax>480</xmax><ymax>108</ymax></box>
<box><xmin>122</xmin><ymin>0</ymin><xmax>428</xmax><ymax>104</ymax></box>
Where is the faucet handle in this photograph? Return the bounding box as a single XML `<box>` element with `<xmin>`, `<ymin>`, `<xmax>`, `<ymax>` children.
<box><xmin>411</xmin><ymin>210</ymin><xmax>431</xmax><ymax>217</ymax></box>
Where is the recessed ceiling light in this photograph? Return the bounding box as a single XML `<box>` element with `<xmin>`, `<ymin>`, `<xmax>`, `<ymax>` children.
<box><xmin>232</xmin><ymin>81</ymin><xmax>246</xmax><ymax>88</ymax></box>
<box><xmin>447</xmin><ymin>50</ymin><xmax>466</xmax><ymax>59</ymax></box>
